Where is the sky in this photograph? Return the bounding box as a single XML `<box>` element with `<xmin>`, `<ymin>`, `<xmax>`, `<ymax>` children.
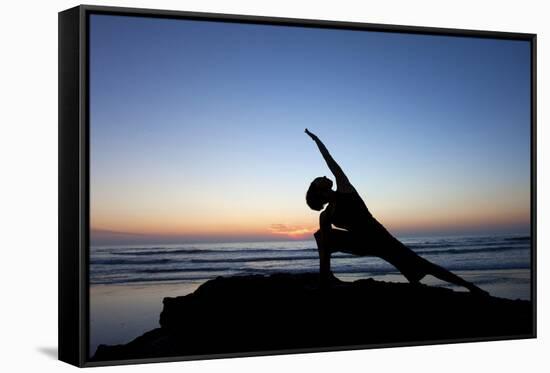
<box><xmin>89</xmin><ymin>14</ymin><xmax>531</xmax><ymax>245</ymax></box>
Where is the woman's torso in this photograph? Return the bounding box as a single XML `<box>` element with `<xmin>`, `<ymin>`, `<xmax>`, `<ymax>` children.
<box><xmin>327</xmin><ymin>188</ymin><xmax>399</xmax><ymax>252</ymax></box>
<box><xmin>328</xmin><ymin>189</ymin><xmax>374</xmax><ymax>232</ymax></box>
<box><xmin>327</xmin><ymin>188</ymin><xmax>428</xmax><ymax>282</ymax></box>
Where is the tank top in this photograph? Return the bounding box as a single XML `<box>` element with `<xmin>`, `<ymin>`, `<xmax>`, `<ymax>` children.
<box><xmin>330</xmin><ymin>190</ymin><xmax>374</xmax><ymax>232</ymax></box>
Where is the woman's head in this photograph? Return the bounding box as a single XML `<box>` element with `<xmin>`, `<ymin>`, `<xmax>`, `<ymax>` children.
<box><xmin>306</xmin><ymin>176</ymin><xmax>334</xmax><ymax>211</ymax></box>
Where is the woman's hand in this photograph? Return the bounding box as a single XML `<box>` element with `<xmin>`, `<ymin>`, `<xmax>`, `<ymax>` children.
<box><xmin>305</xmin><ymin>128</ymin><xmax>318</xmax><ymax>141</ymax></box>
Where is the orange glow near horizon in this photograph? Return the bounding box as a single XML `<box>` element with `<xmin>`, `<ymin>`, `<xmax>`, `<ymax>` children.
<box><xmin>90</xmin><ymin>181</ymin><xmax>530</xmax><ymax>242</ymax></box>
<box><xmin>91</xmin><ymin>202</ymin><xmax>529</xmax><ymax>242</ymax></box>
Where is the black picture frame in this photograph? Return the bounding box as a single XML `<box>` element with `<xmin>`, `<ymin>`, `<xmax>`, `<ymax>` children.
<box><xmin>59</xmin><ymin>4</ymin><xmax>537</xmax><ymax>368</ymax></box>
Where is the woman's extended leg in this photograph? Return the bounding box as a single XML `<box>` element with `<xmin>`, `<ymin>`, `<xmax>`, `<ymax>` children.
<box><xmin>422</xmin><ymin>259</ymin><xmax>489</xmax><ymax>295</ymax></box>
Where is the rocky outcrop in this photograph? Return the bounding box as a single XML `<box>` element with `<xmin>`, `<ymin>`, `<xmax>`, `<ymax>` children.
<box><xmin>92</xmin><ymin>273</ymin><xmax>533</xmax><ymax>361</ymax></box>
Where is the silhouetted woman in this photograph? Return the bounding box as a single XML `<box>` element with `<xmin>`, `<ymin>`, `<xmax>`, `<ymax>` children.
<box><xmin>305</xmin><ymin>128</ymin><xmax>488</xmax><ymax>295</ymax></box>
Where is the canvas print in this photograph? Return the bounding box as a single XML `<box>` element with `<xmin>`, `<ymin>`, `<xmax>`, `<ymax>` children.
<box><xmin>88</xmin><ymin>14</ymin><xmax>533</xmax><ymax>362</ymax></box>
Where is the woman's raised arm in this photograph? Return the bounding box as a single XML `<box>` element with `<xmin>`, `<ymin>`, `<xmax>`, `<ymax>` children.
<box><xmin>305</xmin><ymin>129</ymin><xmax>352</xmax><ymax>190</ymax></box>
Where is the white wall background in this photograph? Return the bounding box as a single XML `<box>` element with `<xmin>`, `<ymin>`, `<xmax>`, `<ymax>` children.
<box><xmin>0</xmin><ymin>0</ymin><xmax>546</xmax><ymax>371</ymax></box>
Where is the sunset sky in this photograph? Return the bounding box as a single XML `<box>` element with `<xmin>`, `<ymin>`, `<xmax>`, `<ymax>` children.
<box><xmin>89</xmin><ymin>14</ymin><xmax>531</xmax><ymax>245</ymax></box>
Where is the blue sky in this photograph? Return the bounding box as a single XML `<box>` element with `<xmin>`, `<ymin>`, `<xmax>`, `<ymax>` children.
<box><xmin>89</xmin><ymin>14</ymin><xmax>531</xmax><ymax>244</ymax></box>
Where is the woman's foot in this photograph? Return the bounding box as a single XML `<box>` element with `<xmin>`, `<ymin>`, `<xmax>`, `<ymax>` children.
<box><xmin>467</xmin><ymin>283</ymin><xmax>490</xmax><ymax>297</ymax></box>
<box><xmin>319</xmin><ymin>271</ymin><xmax>342</xmax><ymax>288</ymax></box>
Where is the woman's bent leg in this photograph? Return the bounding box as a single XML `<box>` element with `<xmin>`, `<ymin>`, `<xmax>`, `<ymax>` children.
<box><xmin>323</xmin><ymin>228</ymin><xmax>378</xmax><ymax>256</ymax></box>
<box><xmin>313</xmin><ymin>228</ymin><xmax>373</xmax><ymax>284</ymax></box>
<box><xmin>313</xmin><ymin>229</ymin><xmax>332</xmax><ymax>280</ymax></box>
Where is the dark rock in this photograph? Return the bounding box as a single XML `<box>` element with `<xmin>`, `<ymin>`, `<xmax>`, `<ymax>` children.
<box><xmin>92</xmin><ymin>273</ymin><xmax>533</xmax><ymax>362</ymax></box>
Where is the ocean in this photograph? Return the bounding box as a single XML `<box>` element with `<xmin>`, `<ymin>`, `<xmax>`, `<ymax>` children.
<box><xmin>89</xmin><ymin>233</ymin><xmax>531</xmax><ymax>355</ymax></box>
<box><xmin>90</xmin><ymin>233</ymin><xmax>531</xmax><ymax>288</ymax></box>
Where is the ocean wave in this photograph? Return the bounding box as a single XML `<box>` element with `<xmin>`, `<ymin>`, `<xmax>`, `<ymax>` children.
<box><xmin>503</xmin><ymin>236</ymin><xmax>530</xmax><ymax>242</ymax></box>
<box><xmin>137</xmin><ymin>266</ymin><xmax>228</xmax><ymax>274</ymax></box>
<box><xmin>90</xmin><ymin>274</ymin><xmax>224</xmax><ymax>285</ymax></box>
<box><xmin>90</xmin><ymin>258</ymin><xmax>174</xmax><ymax>265</ymax></box>
<box><xmin>188</xmin><ymin>254</ymin><xmax>319</xmax><ymax>264</ymax></box>
<box><xmin>407</xmin><ymin>240</ymin><xmax>528</xmax><ymax>250</ymax></box>
<box><xmin>414</xmin><ymin>245</ymin><xmax>527</xmax><ymax>256</ymax></box>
